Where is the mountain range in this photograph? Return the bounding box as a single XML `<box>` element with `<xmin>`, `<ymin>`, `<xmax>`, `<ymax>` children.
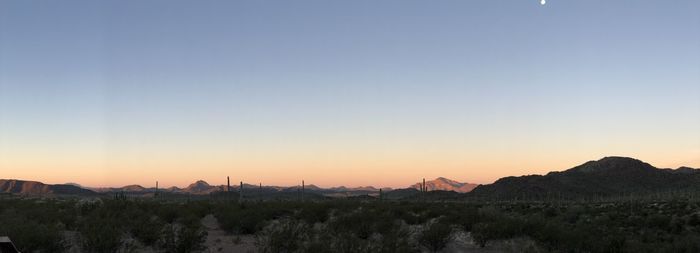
<box><xmin>87</xmin><ymin>180</ymin><xmax>395</xmax><ymax>196</ymax></box>
<box><xmin>0</xmin><ymin>179</ymin><xmax>96</xmax><ymax>196</ymax></box>
<box><xmin>470</xmin><ymin>156</ymin><xmax>700</xmax><ymax>199</ymax></box>
<box><xmin>2</xmin><ymin>157</ymin><xmax>698</xmax><ymax>199</ymax></box>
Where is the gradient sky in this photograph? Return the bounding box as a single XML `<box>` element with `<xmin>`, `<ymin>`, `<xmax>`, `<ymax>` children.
<box><xmin>1</xmin><ymin>0</ymin><xmax>699</xmax><ymax>188</ymax></box>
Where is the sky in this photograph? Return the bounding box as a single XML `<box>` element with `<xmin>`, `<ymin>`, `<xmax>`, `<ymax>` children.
<box><xmin>1</xmin><ymin>0</ymin><xmax>699</xmax><ymax>188</ymax></box>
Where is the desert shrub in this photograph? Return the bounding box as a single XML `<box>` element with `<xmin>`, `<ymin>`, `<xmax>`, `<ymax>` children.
<box><xmin>329</xmin><ymin>207</ymin><xmax>395</xmax><ymax>239</ymax></box>
<box><xmin>296</xmin><ymin>203</ymin><xmax>331</xmax><ymax>224</ymax></box>
<box><xmin>389</xmin><ymin>207</ymin><xmax>428</xmax><ymax>225</ymax></box>
<box><xmin>374</xmin><ymin>224</ymin><xmax>419</xmax><ymax>253</ymax></box>
<box><xmin>0</xmin><ymin>209</ymin><xmax>66</xmax><ymax>252</ymax></box>
<box><xmin>418</xmin><ymin>221</ymin><xmax>453</xmax><ymax>253</ymax></box>
<box><xmin>543</xmin><ymin>206</ymin><xmax>559</xmax><ymax>217</ymax></box>
<box><xmin>332</xmin><ymin>214</ymin><xmax>374</xmax><ymax>239</ymax></box>
<box><xmin>302</xmin><ymin>229</ymin><xmax>335</xmax><ymax>253</ymax></box>
<box><xmin>663</xmin><ymin>234</ymin><xmax>700</xmax><ymax>253</ymax></box>
<box><xmin>130</xmin><ymin>214</ymin><xmax>165</xmax><ymax>246</ymax></box>
<box><xmin>78</xmin><ymin>213</ymin><xmax>124</xmax><ymax>253</ymax></box>
<box><xmin>159</xmin><ymin>218</ymin><xmax>207</xmax><ymax>253</ymax></box>
<box><xmin>216</xmin><ymin>203</ymin><xmax>293</xmax><ymax>234</ymax></box>
<box><xmin>155</xmin><ymin>204</ymin><xmax>182</xmax><ymax>223</ymax></box>
<box><xmin>182</xmin><ymin>201</ymin><xmax>212</xmax><ymax>218</ymax></box>
<box><xmin>471</xmin><ymin>222</ymin><xmax>490</xmax><ymax>247</ymax></box>
<box><xmin>647</xmin><ymin>213</ymin><xmax>671</xmax><ymax>230</ymax></box>
<box><xmin>323</xmin><ymin>231</ymin><xmax>373</xmax><ymax>253</ymax></box>
<box><xmin>441</xmin><ymin>206</ymin><xmax>479</xmax><ymax>231</ymax></box>
<box><xmin>304</xmin><ymin>218</ymin><xmax>411</xmax><ymax>253</ymax></box>
<box><xmin>255</xmin><ymin>218</ymin><xmax>310</xmax><ymax>253</ymax></box>
<box><xmin>217</xmin><ymin>207</ymin><xmax>267</xmax><ymax>234</ymax></box>
<box><xmin>687</xmin><ymin>212</ymin><xmax>700</xmax><ymax>226</ymax></box>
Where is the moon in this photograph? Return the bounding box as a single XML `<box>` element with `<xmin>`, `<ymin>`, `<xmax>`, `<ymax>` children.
<box><xmin>541</xmin><ymin>0</ymin><xmax>546</xmax><ymax>5</ymax></box>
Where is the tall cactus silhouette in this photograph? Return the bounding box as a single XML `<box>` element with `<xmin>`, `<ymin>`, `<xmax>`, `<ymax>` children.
<box><xmin>422</xmin><ymin>178</ymin><xmax>427</xmax><ymax>201</ymax></box>
<box><xmin>239</xmin><ymin>181</ymin><xmax>243</xmax><ymax>203</ymax></box>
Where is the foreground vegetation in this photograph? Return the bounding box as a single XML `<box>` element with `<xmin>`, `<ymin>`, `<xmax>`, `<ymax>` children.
<box><xmin>1</xmin><ymin>195</ymin><xmax>700</xmax><ymax>252</ymax></box>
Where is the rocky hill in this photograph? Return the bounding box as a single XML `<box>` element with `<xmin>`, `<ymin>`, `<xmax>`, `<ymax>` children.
<box><xmin>469</xmin><ymin>157</ymin><xmax>700</xmax><ymax>199</ymax></box>
<box><xmin>410</xmin><ymin>177</ymin><xmax>478</xmax><ymax>193</ymax></box>
<box><xmin>0</xmin><ymin>179</ymin><xmax>96</xmax><ymax>195</ymax></box>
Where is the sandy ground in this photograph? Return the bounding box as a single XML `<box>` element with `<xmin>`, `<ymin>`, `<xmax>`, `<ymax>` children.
<box><xmin>201</xmin><ymin>214</ymin><xmax>257</xmax><ymax>253</ymax></box>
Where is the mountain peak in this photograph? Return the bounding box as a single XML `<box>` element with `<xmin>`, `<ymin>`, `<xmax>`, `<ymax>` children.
<box><xmin>191</xmin><ymin>180</ymin><xmax>210</xmax><ymax>186</ymax></box>
<box><xmin>183</xmin><ymin>180</ymin><xmax>219</xmax><ymax>194</ymax></box>
<box><xmin>599</xmin><ymin>156</ymin><xmax>645</xmax><ymax>163</ymax></box>
<box><xmin>410</xmin><ymin>177</ymin><xmax>477</xmax><ymax>193</ymax></box>
<box><xmin>570</xmin><ymin>156</ymin><xmax>655</xmax><ymax>173</ymax></box>
<box><xmin>471</xmin><ymin>156</ymin><xmax>699</xmax><ymax>199</ymax></box>
<box><xmin>434</xmin><ymin>177</ymin><xmax>460</xmax><ymax>184</ymax></box>
<box><xmin>1</xmin><ymin>179</ymin><xmax>95</xmax><ymax>195</ymax></box>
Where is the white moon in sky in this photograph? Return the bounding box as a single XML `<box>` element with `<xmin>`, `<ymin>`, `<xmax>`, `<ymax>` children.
<box><xmin>541</xmin><ymin>0</ymin><xmax>546</xmax><ymax>5</ymax></box>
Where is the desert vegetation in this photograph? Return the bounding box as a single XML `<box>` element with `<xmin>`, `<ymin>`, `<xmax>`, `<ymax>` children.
<box><xmin>1</xmin><ymin>196</ymin><xmax>700</xmax><ymax>252</ymax></box>
<box><xmin>0</xmin><ymin>197</ymin><xmax>209</xmax><ymax>252</ymax></box>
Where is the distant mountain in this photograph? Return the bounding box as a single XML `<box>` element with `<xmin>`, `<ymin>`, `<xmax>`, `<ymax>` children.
<box><xmin>10</xmin><ymin>158</ymin><xmax>695</xmax><ymax>200</ymax></box>
<box><xmin>183</xmin><ymin>180</ymin><xmax>224</xmax><ymax>194</ymax></box>
<box><xmin>470</xmin><ymin>157</ymin><xmax>700</xmax><ymax>199</ymax></box>
<box><xmin>410</xmin><ymin>177</ymin><xmax>478</xmax><ymax>193</ymax></box>
<box><xmin>121</xmin><ymin>185</ymin><xmax>147</xmax><ymax>192</ymax></box>
<box><xmin>64</xmin><ymin>182</ymin><xmax>83</xmax><ymax>188</ymax></box>
<box><xmin>0</xmin><ymin>179</ymin><xmax>96</xmax><ymax>195</ymax></box>
<box><xmin>90</xmin><ymin>184</ymin><xmax>154</xmax><ymax>193</ymax></box>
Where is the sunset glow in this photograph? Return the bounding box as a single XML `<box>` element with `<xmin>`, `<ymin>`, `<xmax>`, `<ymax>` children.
<box><xmin>1</xmin><ymin>1</ymin><xmax>699</xmax><ymax>189</ymax></box>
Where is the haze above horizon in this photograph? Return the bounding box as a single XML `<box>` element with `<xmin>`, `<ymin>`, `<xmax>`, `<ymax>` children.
<box><xmin>1</xmin><ymin>0</ymin><xmax>699</xmax><ymax>188</ymax></box>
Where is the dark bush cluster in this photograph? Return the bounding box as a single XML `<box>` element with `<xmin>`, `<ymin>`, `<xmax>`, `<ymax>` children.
<box><xmin>3</xmin><ymin>197</ymin><xmax>700</xmax><ymax>253</ymax></box>
<box><xmin>0</xmin><ymin>199</ymin><xmax>70</xmax><ymax>252</ymax></box>
<box><xmin>0</xmin><ymin>198</ymin><xmax>209</xmax><ymax>252</ymax></box>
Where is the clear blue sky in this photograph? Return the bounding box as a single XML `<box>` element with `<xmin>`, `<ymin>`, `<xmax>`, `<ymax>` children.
<box><xmin>1</xmin><ymin>0</ymin><xmax>699</xmax><ymax>187</ymax></box>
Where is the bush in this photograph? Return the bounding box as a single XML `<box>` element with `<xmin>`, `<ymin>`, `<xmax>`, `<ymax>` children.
<box><xmin>78</xmin><ymin>213</ymin><xmax>124</xmax><ymax>253</ymax></box>
<box><xmin>0</xmin><ymin>209</ymin><xmax>66</xmax><ymax>252</ymax></box>
<box><xmin>296</xmin><ymin>203</ymin><xmax>331</xmax><ymax>224</ymax></box>
<box><xmin>130</xmin><ymin>215</ymin><xmax>165</xmax><ymax>246</ymax></box>
<box><xmin>375</xmin><ymin>224</ymin><xmax>419</xmax><ymax>253</ymax></box>
<box><xmin>419</xmin><ymin>221</ymin><xmax>453</xmax><ymax>253</ymax></box>
<box><xmin>255</xmin><ymin>218</ymin><xmax>310</xmax><ymax>253</ymax></box>
<box><xmin>159</xmin><ymin>221</ymin><xmax>207</xmax><ymax>253</ymax></box>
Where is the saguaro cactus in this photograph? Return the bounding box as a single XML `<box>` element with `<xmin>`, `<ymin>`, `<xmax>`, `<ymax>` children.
<box><xmin>155</xmin><ymin>181</ymin><xmax>159</xmax><ymax>197</ymax></box>
<box><xmin>239</xmin><ymin>181</ymin><xmax>243</xmax><ymax>203</ymax></box>
<box><xmin>227</xmin><ymin>176</ymin><xmax>230</xmax><ymax>192</ymax></box>
<box><xmin>302</xmin><ymin>180</ymin><xmax>305</xmax><ymax>202</ymax></box>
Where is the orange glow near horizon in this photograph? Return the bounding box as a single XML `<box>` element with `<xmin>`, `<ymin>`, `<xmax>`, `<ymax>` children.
<box><xmin>1</xmin><ymin>0</ymin><xmax>700</xmax><ymax>192</ymax></box>
<box><xmin>2</xmin><ymin>146</ymin><xmax>699</xmax><ymax>189</ymax></box>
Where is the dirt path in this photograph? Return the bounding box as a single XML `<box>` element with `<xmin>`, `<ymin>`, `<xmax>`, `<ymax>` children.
<box><xmin>201</xmin><ymin>214</ymin><xmax>257</xmax><ymax>253</ymax></box>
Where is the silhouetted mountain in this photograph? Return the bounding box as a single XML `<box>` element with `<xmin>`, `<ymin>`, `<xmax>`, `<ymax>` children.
<box><xmin>0</xmin><ymin>179</ymin><xmax>96</xmax><ymax>195</ymax></box>
<box><xmin>329</xmin><ymin>186</ymin><xmax>386</xmax><ymax>192</ymax></box>
<box><xmin>183</xmin><ymin>180</ymin><xmax>223</xmax><ymax>194</ymax></box>
<box><xmin>90</xmin><ymin>184</ymin><xmax>156</xmax><ymax>193</ymax></box>
<box><xmin>470</xmin><ymin>157</ymin><xmax>700</xmax><ymax>199</ymax></box>
<box><xmin>410</xmin><ymin>177</ymin><xmax>478</xmax><ymax>193</ymax></box>
<box><xmin>64</xmin><ymin>182</ymin><xmax>83</xmax><ymax>188</ymax></box>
